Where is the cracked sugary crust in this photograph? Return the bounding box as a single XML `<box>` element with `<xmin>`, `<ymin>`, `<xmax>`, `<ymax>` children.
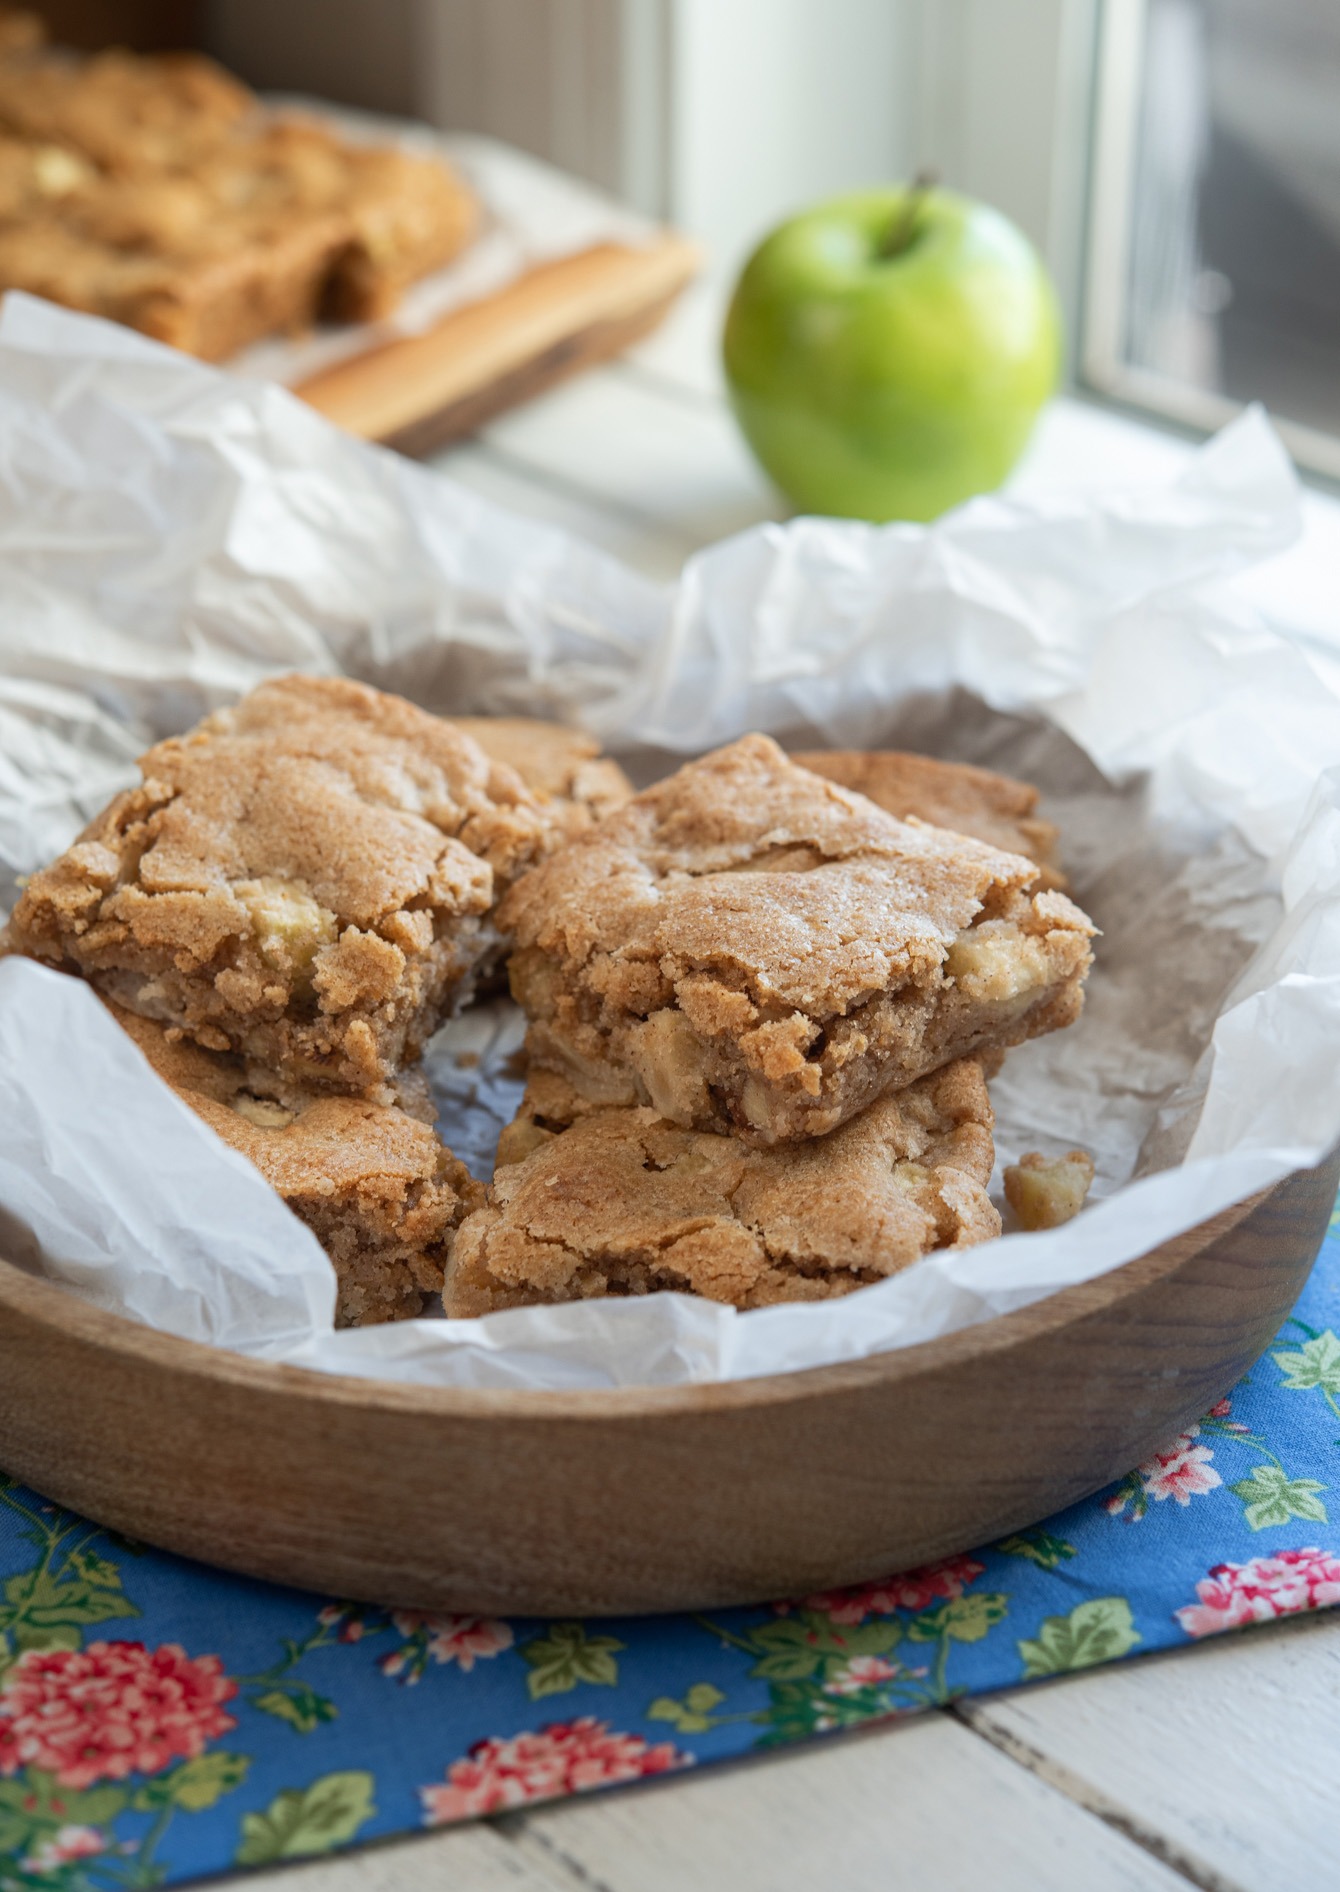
<box><xmin>500</xmin><ymin>734</ymin><xmax>1096</xmax><ymax>1145</ymax></box>
<box><xmin>446</xmin><ymin>1058</ymin><xmax>1000</xmax><ymax>1314</ymax></box>
<box><xmin>795</xmin><ymin>749</ymin><xmax>1066</xmax><ymax>889</ymax></box>
<box><xmin>108</xmin><ymin>1001</ymin><xmax>484</xmax><ymax>1328</ymax></box>
<box><xmin>449</xmin><ymin>717</ymin><xmax>633</xmax><ymax>844</ymax></box>
<box><xmin>6</xmin><ymin>675</ymin><xmax>552</xmax><ymax>1095</ymax></box>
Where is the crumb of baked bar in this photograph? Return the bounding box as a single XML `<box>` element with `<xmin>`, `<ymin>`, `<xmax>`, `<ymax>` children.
<box><xmin>109</xmin><ymin>1001</ymin><xmax>484</xmax><ymax>1328</ymax></box>
<box><xmin>450</xmin><ymin>717</ymin><xmax>632</xmax><ymax>844</ymax></box>
<box><xmin>446</xmin><ymin>1057</ymin><xmax>1000</xmax><ymax>1315</ymax></box>
<box><xmin>500</xmin><ymin>734</ymin><xmax>1096</xmax><ymax>1146</ymax></box>
<box><xmin>796</xmin><ymin>749</ymin><xmax>1065</xmax><ymax>888</ymax></box>
<box><xmin>1004</xmin><ymin>1148</ymin><xmax>1095</xmax><ymax>1230</ymax></box>
<box><xmin>492</xmin><ymin>1066</ymin><xmax>611</xmax><ymax>1169</ymax></box>
<box><xmin>7</xmin><ymin>675</ymin><xmax>551</xmax><ymax>1095</ymax></box>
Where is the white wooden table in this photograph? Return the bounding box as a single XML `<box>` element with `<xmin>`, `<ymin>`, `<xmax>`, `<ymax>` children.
<box><xmin>252</xmin><ymin>288</ymin><xmax>1340</xmax><ymax>1892</ymax></box>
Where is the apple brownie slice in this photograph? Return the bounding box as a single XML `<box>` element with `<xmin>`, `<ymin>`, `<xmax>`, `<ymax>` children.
<box><xmin>109</xmin><ymin>1002</ymin><xmax>483</xmax><ymax>1328</ymax></box>
<box><xmin>445</xmin><ymin>1058</ymin><xmax>999</xmax><ymax>1315</ymax></box>
<box><xmin>501</xmin><ymin>734</ymin><xmax>1095</xmax><ymax>1145</ymax></box>
<box><xmin>796</xmin><ymin>748</ymin><xmax>1065</xmax><ymax>888</ymax></box>
<box><xmin>6</xmin><ymin>675</ymin><xmax>550</xmax><ymax>1096</ymax></box>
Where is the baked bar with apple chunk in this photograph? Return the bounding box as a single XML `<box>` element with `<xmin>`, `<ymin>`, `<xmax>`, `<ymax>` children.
<box><xmin>796</xmin><ymin>748</ymin><xmax>1065</xmax><ymax>888</ymax></box>
<box><xmin>108</xmin><ymin>1001</ymin><xmax>484</xmax><ymax>1327</ymax></box>
<box><xmin>0</xmin><ymin>27</ymin><xmax>478</xmax><ymax>359</ymax></box>
<box><xmin>500</xmin><ymin>734</ymin><xmax>1095</xmax><ymax>1145</ymax></box>
<box><xmin>446</xmin><ymin>1057</ymin><xmax>999</xmax><ymax>1315</ymax></box>
<box><xmin>5</xmin><ymin>675</ymin><xmax>551</xmax><ymax>1097</ymax></box>
<box><xmin>449</xmin><ymin>716</ymin><xmax>633</xmax><ymax>843</ymax></box>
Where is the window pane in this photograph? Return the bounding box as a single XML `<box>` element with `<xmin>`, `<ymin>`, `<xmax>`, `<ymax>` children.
<box><xmin>1119</xmin><ymin>0</ymin><xmax>1340</xmax><ymax>442</ymax></box>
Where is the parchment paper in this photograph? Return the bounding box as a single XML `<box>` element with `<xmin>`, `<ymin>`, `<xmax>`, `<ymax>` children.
<box><xmin>1</xmin><ymin>292</ymin><xmax>1338</xmax><ymax>1389</ymax></box>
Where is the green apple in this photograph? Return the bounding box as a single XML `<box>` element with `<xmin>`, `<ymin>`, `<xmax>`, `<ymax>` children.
<box><xmin>722</xmin><ymin>184</ymin><xmax>1061</xmax><ymax>522</ymax></box>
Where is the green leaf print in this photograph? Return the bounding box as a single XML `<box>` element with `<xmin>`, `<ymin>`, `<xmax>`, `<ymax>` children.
<box><xmin>235</xmin><ymin>1771</ymin><xmax>377</xmax><ymax>1866</ymax></box>
<box><xmin>1</xmin><ymin>1565</ymin><xmax>137</xmax><ymax>1657</ymax></box>
<box><xmin>65</xmin><ymin>1549</ymin><xmax>123</xmax><ymax>1589</ymax></box>
<box><xmin>521</xmin><ymin>1622</ymin><xmax>625</xmax><ymax>1700</ymax></box>
<box><xmin>1230</xmin><ymin>1465</ymin><xmax>1328</xmax><ymax>1530</ymax></box>
<box><xmin>648</xmin><ymin>1682</ymin><xmax>727</xmax><ymax>1734</ymax></box>
<box><xmin>0</xmin><ymin>1772</ymin><xmax>129</xmax><ymax>1854</ymax></box>
<box><xmin>252</xmin><ymin>1683</ymin><xmax>339</xmax><ymax>1734</ymax></box>
<box><xmin>907</xmin><ymin>1593</ymin><xmax>1007</xmax><ymax>1645</ymax></box>
<box><xmin>0</xmin><ymin>1487</ymin><xmax>139</xmax><ymax>1678</ymax></box>
<box><xmin>746</xmin><ymin>1614</ymin><xmax>901</xmax><ymax>1683</ymax></box>
<box><xmin>1018</xmin><ymin>1597</ymin><xmax>1140</xmax><ymax>1678</ymax></box>
<box><xmin>1273</xmin><ymin>1331</ymin><xmax>1340</xmax><ymax>1403</ymax></box>
<box><xmin>1271</xmin><ymin>1331</ymin><xmax>1340</xmax><ymax>1430</ymax></box>
<box><xmin>996</xmin><ymin>1530</ymin><xmax>1078</xmax><ymax>1571</ymax></box>
<box><xmin>133</xmin><ymin>1752</ymin><xmax>251</xmax><ymax>1813</ymax></box>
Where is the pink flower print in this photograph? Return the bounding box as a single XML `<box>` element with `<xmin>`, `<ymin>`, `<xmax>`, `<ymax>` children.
<box><xmin>20</xmin><ymin>1826</ymin><xmax>106</xmax><ymax>1874</ymax></box>
<box><xmin>420</xmin><ymin>1717</ymin><xmax>689</xmax><ymax>1822</ymax></box>
<box><xmin>0</xmin><ymin>1642</ymin><xmax>236</xmax><ymax>1790</ymax></box>
<box><xmin>823</xmin><ymin>1655</ymin><xmax>899</xmax><ymax>1696</ymax></box>
<box><xmin>317</xmin><ymin>1603</ymin><xmax>374</xmax><ymax>1643</ymax></box>
<box><xmin>800</xmin><ymin>1555</ymin><xmax>986</xmax><ymax>1625</ymax></box>
<box><xmin>1176</xmin><ymin>1548</ymin><xmax>1340</xmax><ymax>1639</ymax></box>
<box><xmin>1208</xmin><ymin>1397</ymin><xmax>1232</xmax><ymax>1418</ymax></box>
<box><xmin>421</xmin><ymin>1616</ymin><xmax>514</xmax><ymax>1672</ymax></box>
<box><xmin>1139</xmin><ymin>1427</ymin><xmax>1222</xmax><ymax>1508</ymax></box>
<box><xmin>381</xmin><ymin>1612</ymin><xmax>513</xmax><ymax>1684</ymax></box>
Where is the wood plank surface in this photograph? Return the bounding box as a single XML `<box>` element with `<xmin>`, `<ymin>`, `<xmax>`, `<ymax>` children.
<box><xmin>960</xmin><ymin>1609</ymin><xmax>1340</xmax><ymax>1892</ymax></box>
<box><xmin>237</xmin><ymin>1819</ymin><xmax>578</xmax><ymax>1892</ymax></box>
<box><xmin>296</xmin><ymin>237</ymin><xmax>700</xmax><ymax>457</ymax></box>
<box><xmin>507</xmin><ymin>1712</ymin><xmax>1189</xmax><ymax>1892</ymax></box>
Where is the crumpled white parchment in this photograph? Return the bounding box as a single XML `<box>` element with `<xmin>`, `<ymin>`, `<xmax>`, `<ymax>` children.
<box><xmin>0</xmin><ymin>293</ymin><xmax>1337</xmax><ymax>1389</ymax></box>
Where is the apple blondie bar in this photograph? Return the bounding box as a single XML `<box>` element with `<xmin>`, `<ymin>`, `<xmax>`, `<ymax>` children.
<box><xmin>450</xmin><ymin>716</ymin><xmax>633</xmax><ymax>842</ymax></box>
<box><xmin>109</xmin><ymin>1001</ymin><xmax>483</xmax><ymax>1327</ymax></box>
<box><xmin>796</xmin><ymin>748</ymin><xmax>1064</xmax><ymax>887</ymax></box>
<box><xmin>501</xmin><ymin>734</ymin><xmax>1095</xmax><ymax>1144</ymax></box>
<box><xmin>445</xmin><ymin>1057</ymin><xmax>1000</xmax><ymax>1314</ymax></box>
<box><xmin>0</xmin><ymin>25</ymin><xmax>478</xmax><ymax>359</ymax></box>
<box><xmin>6</xmin><ymin>675</ymin><xmax>552</xmax><ymax>1096</ymax></box>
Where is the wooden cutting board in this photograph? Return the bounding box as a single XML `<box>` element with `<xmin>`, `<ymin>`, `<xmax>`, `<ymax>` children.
<box><xmin>294</xmin><ymin>232</ymin><xmax>700</xmax><ymax>458</ymax></box>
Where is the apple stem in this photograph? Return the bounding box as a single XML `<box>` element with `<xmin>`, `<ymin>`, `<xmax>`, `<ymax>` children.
<box><xmin>880</xmin><ymin>167</ymin><xmax>939</xmax><ymax>260</ymax></box>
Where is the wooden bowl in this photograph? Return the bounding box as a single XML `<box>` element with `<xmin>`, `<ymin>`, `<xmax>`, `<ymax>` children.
<box><xmin>1</xmin><ymin>1155</ymin><xmax>1335</xmax><ymax>1617</ymax></box>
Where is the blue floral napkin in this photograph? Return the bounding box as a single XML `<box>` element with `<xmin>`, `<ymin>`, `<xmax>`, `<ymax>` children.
<box><xmin>5</xmin><ymin>1198</ymin><xmax>1340</xmax><ymax>1887</ymax></box>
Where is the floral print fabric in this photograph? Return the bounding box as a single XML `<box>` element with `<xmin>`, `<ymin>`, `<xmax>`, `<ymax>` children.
<box><xmin>6</xmin><ymin>1202</ymin><xmax>1340</xmax><ymax>1887</ymax></box>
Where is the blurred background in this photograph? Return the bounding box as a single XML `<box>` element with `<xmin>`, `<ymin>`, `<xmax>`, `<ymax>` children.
<box><xmin>21</xmin><ymin>0</ymin><xmax>1340</xmax><ymax>482</ymax></box>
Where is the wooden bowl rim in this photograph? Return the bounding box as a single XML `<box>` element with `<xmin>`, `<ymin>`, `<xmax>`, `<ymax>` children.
<box><xmin>0</xmin><ymin>1180</ymin><xmax>1272</xmax><ymax>1422</ymax></box>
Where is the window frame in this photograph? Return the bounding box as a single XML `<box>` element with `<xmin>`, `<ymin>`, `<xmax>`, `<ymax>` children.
<box><xmin>1079</xmin><ymin>0</ymin><xmax>1340</xmax><ymax>481</ymax></box>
